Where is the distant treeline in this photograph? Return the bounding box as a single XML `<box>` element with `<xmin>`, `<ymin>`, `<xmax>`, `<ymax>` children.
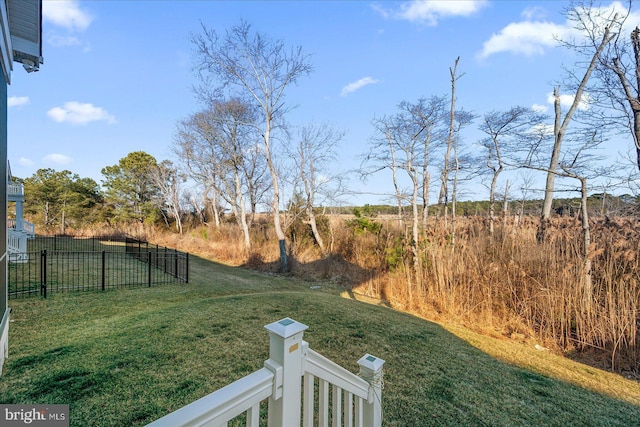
<box><xmin>329</xmin><ymin>194</ymin><xmax>639</xmax><ymax>218</ymax></box>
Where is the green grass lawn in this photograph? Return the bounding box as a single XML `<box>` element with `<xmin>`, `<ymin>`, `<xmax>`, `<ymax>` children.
<box><xmin>1</xmin><ymin>254</ymin><xmax>639</xmax><ymax>426</ymax></box>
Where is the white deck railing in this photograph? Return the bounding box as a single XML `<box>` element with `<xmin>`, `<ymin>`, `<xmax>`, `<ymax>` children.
<box><xmin>22</xmin><ymin>220</ymin><xmax>34</xmax><ymax>237</ymax></box>
<box><xmin>7</xmin><ymin>228</ymin><xmax>28</xmax><ymax>263</ymax></box>
<box><xmin>7</xmin><ymin>219</ymin><xmax>34</xmax><ymax>236</ymax></box>
<box><xmin>8</xmin><ymin>229</ymin><xmax>26</xmax><ymax>253</ymax></box>
<box><xmin>147</xmin><ymin>318</ymin><xmax>384</xmax><ymax>427</ymax></box>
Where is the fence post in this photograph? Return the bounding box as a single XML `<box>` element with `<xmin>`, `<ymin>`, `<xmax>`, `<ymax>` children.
<box><xmin>148</xmin><ymin>252</ymin><xmax>152</xmax><ymax>287</ymax></box>
<box><xmin>174</xmin><ymin>249</ymin><xmax>178</xmax><ymax>279</ymax></box>
<box><xmin>264</xmin><ymin>318</ymin><xmax>308</xmax><ymax>427</ymax></box>
<box><xmin>101</xmin><ymin>250</ymin><xmax>106</xmax><ymax>291</ymax></box>
<box><xmin>185</xmin><ymin>253</ymin><xmax>189</xmax><ymax>284</ymax></box>
<box><xmin>40</xmin><ymin>250</ymin><xmax>47</xmax><ymax>299</ymax></box>
<box><xmin>357</xmin><ymin>354</ymin><xmax>385</xmax><ymax>427</ymax></box>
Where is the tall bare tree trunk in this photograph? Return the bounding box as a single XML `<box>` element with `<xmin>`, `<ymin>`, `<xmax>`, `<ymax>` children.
<box><xmin>610</xmin><ymin>27</ymin><xmax>640</xmax><ymax>171</ymax></box>
<box><xmin>410</xmin><ymin>166</ymin><xmax>420</xmax><ymax>304</ymax></box>
<box><xmin>502</xmin><ymin>180</ymin><xmax>510</xmax><ymax>230</ymax></box>
<box><xmin>386</xmin><ymin>131</ymin><xmax>403</xmax><ymax>225</ymax></box>
<box><xmin>438</xmin><ymin>57</ymin><xmax>460</xmax><ymax>219</ymax></box>
<box><xmin>61</xmin><ymin>200</ymin><xmax>66</xmax><ymax>235</ymax></box>
<box><xmin>578</xmin><ymin>176</ymin><xmax>592</xmax><ymax>300</ymax></box>
<box><xmin>307</xmin><ymin>207</ymin><xmax>325</xmax><ymax>255</ymax></box>
<box><xmin>263</xmin><ymin>123</ymin><xmax>288</xmax><ymax>271</ymax></box>
<box><xmin>538</xmin><ymin>87</ymin><xmax>563</xmax><ymax>242</ymax></box>
<box><xmin>206</xmin><ymin>186</ymin><xmax>221</xmax><ymax>228</ymax></box>
<box><xmin>451</xmin><ymin>137</ymin><xmax>459</xmax><ymax>248</ymax></box>
<box><xmin>45</xmin><ymin>201</ymin><xmax>50</xmax><ymax>227</ymax></box>
<box><xmin>422</xmin><ymin>170</ymin><xmax>430</xmax><ymax>231</ymax></box>
<box><xmin>488</xmin><ymin>164</ymin><xmax>501</xmax><ymax>239</ymax></box>
<box><xmin>538</xmin><ymin>27</ymin><xmax>613</xmax><ymax>242</ymax></box>
<box><xmin>234</xmin><ymin>170</ymin><xmax>251</xmax><ymax>250</ymax></box>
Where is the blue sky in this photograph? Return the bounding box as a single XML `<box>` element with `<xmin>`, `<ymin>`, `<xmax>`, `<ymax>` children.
<box><xmin>7</xmin><ymin>0</ymin><xmax>638</xmax><ymax>206</ymax></box>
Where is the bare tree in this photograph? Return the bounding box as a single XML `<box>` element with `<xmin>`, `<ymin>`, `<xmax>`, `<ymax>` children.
<box><xmin>570</xmin><ymin>0</ymin><xmax>640</xmax><ymax>170</ymax></box>
<box><xmin>401</xmin><ymin>96</ymin><xmax>447</xmax><ymax>229</ymax></box>
<box><xmin>479</xmin><ymin>106</ymin><xmax>545</xmax><ymax>239</ymax></box>
<box><xmin>537</xmin><ymin>5</ymin><xmax>618</xmax><ymax>241</ymax></box>
<box><xmin>150</xmin><ymin>160</ymin><xmax>184</xmax><ymax>235</ymax></box>
<box><xmin>538</xmin><ymin>19</ymin><xmax>614</xmax><ymax>241</ymax></box>
<box><xmin>438</xmin><ymin>57</ymin><xmax>463</xmax><ymax>221</ymax></box>
<box><xmin>173</xmin><ymin>115</ymin><xmax>223</xmax><ymax>228</ymax></box>
<box><xmin>241</xmin><ymin>143</ymin><xmax>269</xmax><ymax>225</ymax></box>
<box><xmin>211</xmin><ymin>99</ymin><xmax>260</xmax><ymax>250</ymax></box>
<box><xmin>192</xmin><ymin>20</ymin><xmax>313</xmax><ymax>271</ymax></box>
<box><xmin>364</xmin><ymin>98</ymin><xmax>449</xmax><ymax>299</ymax></box>
<box><xmin>174</xmin><ymin>99</ymin><xmax>263</xmax><ymax>251</ymax></box>
<box><xmin>367</xmin><ymin>115</ymin><xmax>405</xmax><ymax>224</ymax></box>
<box><xmin>290</xmin><ymin>123</ymin><xmax>345</xmax><ymax>255</ymax></box>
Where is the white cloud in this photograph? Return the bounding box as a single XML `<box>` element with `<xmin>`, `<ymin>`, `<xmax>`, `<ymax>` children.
<box><xmin>8</xmin><ymin>96</ymin><xmax>29</xmax><ymax>108</ymax></box>
<box><xmin>47</xmin><ymin>102</ymin><xmax>116</xmax><ymax>125</ymax></box>
<box><xmin>479</xmin><ymin>1</ymin><xmax>640</xmax><ymax>60</ymax></box>
<box><xmin>340</xmin><ymin>77</ymin><xmax>380</xmax><ymax>97</ymax></box>
<box><xmin>47</xmin><ymin>34</ymin><xmax>81</xmax><ymax>47</ymax></box>
<box><xmin>374</xmin><ymin>0</ymin><xmax>487</xmax><ymax>25</ymax></box>
<box><xmin>18</xmin><ymin>157</ymin><xmax>34</xmax><ymax>167</ymax></box>
<box><xmin>546</xmin><ymin>92</ymin><xmax>591</xmax><ymax>111</ymax></box>
<box><xmin>479</xmin><ymin>21</ymin><xmax>570</xmax><ymax>59</ymax></box>
<box><xmin>44</xmin><ymin>153</ymin><xmax>73</xmax><ymax>165</ymax></box>
<box><xmin>528</xmin><ymin>123</ymin><xmax>555</xmax><ymax>137</ymax></box>
<box><xmin>43</xmin><ymin>0</ymin><xmax>93</xmax><ymax>32</ymax></box>
<box><xmin>531</xmin><ymin>104</ymin><xmax>548</xmax><ymax>114</ymax></box>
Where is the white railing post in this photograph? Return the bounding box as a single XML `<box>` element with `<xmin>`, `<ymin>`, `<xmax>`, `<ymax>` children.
<box><xmin>264</xmin><ymin>318</ymin><xmax>308</xmax><ymax>427</ymax></box>
<box><xmin>357</xmin><ymin>354</ymin><xmax>385</xmax><ymax>427</ymax></box>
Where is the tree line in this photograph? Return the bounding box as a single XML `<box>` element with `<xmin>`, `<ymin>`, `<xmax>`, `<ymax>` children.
<box><xmin>16</xmin><ymin>151</ymin><xmax>183</xmax><ymax>234</ymax></box>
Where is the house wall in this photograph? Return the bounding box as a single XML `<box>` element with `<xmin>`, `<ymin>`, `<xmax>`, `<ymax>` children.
<box><xmin>0</xmin><ymin>61</ymin><xmax>8</xmax><ymax>374</ymax></box>
<box><xmin>1</xmin><ymin>66</ymin><xmax>6</xmax><ymax>312</ymax></box>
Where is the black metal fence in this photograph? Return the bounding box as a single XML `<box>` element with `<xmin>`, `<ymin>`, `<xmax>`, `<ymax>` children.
<box><xmin>8</xmin><ymin>235</ymin><xmax>189</xmax><ymax>299</ymax></box>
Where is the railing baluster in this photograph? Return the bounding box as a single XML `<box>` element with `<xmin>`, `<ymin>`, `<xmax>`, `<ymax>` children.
<box><xmin>246</xmin><ymin>404</ymin><xmax>259</xmax><ymax>427</ymax></box>
<box><xmin>319</xmin><ymin>379</ymin><xmax>329</xmax><ymax>427</ymax></box>
<box><xmin>332</xmin><ymin>385</ymin><xmax>342</xmax><ymax>427</ymax></box>
<box><xmin>303</xmin><ymin>372</ymin><xmax>314</xmax><ymax>427</ymax></box>
<box><xmin>344</xmin><ymin>391</ymin><xmax>353</xmax><ymax>427</ymax></box>
<box><xmin>354</xmin><ymin>397</ymin><xmax>363</xmax><ymax>427</ymax></box>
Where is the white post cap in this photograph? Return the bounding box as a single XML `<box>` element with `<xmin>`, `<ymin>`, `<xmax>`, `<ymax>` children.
<box><xmin>264</xmin><ymin>318</ymin><xmax>308</xmax><ymax>339</ymax></box>
<box><xmin>357</xmin><ymin>354</ymin><xmax>385</xmax><ymax>372</ymax></box>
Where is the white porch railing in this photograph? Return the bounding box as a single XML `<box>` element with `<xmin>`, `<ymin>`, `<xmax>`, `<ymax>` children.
<box><xmin>7</xmin><ymin>219</ymin><xmax>34</xmax><ymax>237</ymax></box>
<box><xmin>147</xmin><ymin>318</ymin><xmax>385</xmax><ymax>427</ymax></box>
<box><xmin>22</xmin><ymin>220</ymin><xmax>34</xmax><ymax>237</ymax></box>
<box><xmin>7</xmin><ymin>228</ymin><xmax>28</xmax><ymax>263</ymax></box>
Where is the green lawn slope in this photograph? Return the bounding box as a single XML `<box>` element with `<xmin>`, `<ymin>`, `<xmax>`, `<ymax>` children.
<box><xmin>0</xmin><ymin>255</ymin><xmax>639</xmax><ymax>426</ymax></box>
